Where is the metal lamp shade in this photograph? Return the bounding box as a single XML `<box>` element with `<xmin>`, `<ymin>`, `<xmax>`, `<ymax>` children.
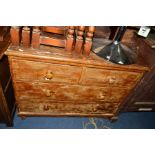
<box><xmin>93</xmin><ymin>26</ymin><xmax>137</xmax><ymax>65</ymax></box>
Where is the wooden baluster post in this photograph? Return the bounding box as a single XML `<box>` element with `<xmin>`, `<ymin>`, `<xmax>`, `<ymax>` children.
<box><xmin>10</xmin><ymin>26</ymin><xmax>20</xmax><ymax>47</ymax></box>
<box><xmin>32</xmin><ymin>26</ymin><xmax>40</xmax><ymax>49</ymax></box>
<box><xmin>66</xmin><ymin>26</ymin><xmax>75</xmax><ymax>52</ymax></box>
<box><xmin>75</xmin><ymin>26</ymin><xmax>85</xmax><ymax>55</ymax></box>
<box><xmin>21</xmin><ymin>26</ymin><xmax>31</xmax><ymax>48</ymax></box>
<box><xmin>83</xmin><ymin>26</ymin><xmax>95</xmax><ymax>56</ymax></box>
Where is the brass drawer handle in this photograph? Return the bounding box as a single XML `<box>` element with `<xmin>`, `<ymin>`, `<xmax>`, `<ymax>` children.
<box><xmin>44</xmin><ymin>71</ymin><xmax>53</xmax><ymax>80</ymax></box>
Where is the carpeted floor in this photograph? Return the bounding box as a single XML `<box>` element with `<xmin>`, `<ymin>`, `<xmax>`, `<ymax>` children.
<box><xmin>0</xmin><ymin>111</ymin><xmax>155</xmax><ymax>129</ymax></box>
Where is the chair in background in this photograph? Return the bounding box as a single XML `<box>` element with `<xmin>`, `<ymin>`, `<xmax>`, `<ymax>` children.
<box><xmin>10</xmin><ymin>26</ymin><xmax>96</xmax><ymax>56</ymax></box>
<box><xmin>10</xmin><ymin>26</ymin><xmax>75</xmax><ymax>52</ymax></box>
<box><xmin>31</xmin><ymin>26</ymin><xmax>75</xmax><ymax>52</ymax></box>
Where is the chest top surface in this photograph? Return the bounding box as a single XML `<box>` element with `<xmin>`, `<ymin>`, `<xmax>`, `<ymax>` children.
<box><xmin>5</xmin><ymin>45</ymin><xmax>149</xmax><ymax>73</ymax></box>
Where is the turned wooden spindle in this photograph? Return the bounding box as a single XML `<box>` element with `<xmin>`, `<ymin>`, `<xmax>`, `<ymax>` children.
<box><xmin>75</xmin><ymin>26</ymin><xmax>85</xmax><ymax>54</ymax></box>
<box><xmin>10</xmin><ymin>26</ymin><xmax>20</xmax><ymax>47</ymax></box>
<box><xmin>0</xmin><ymin>26</ymin><xmax>10</xmax><ymax>41</ymax></box>
<box><xmin>83</xmin><ymin>26</ymin><xmax>95</xmax><ymax>56</ymax></box>
<box><xmin>0</xmin><ymin>26</ymin><xmax>5</xmax><ymax>41</ymax></box>
<box><xmin>32</xmin><ymin>26</ymin><xmax>41</xmax><ymax>49</ymax></box>
<box><xmin>66</xmin><ymin>26</ymin><xmax>75</xmax><ymax>52</ymax></box>
<box><xmin>21</xmin><ymin>26</ymin><xmax>31</xmax><ymax>48</ymax></box>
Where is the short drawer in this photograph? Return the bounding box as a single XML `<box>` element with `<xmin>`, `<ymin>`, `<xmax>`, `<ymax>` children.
<box><xmin>11</xmin><ymin>59</ymin><xmax>82</xmax><ymax>84</ymax></box>
<box><xmin>17</xmin><ymin>100</ymin><xmax>119</xmax><ymax>115</ymax></box>
<box><xmin>15</xmin><ymin>81</ymin><xmax>130</xmax><ymax>103</ymax></box>
<box><xmin>81</xmin><ymin>67</ymin><xmax>142</xmax><ymax>87</ymax></box>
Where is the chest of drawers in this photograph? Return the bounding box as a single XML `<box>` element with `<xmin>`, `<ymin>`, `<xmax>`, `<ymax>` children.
<box><xmin>6</xmin><ymin>45</ymin><xmax>148</xmax><ymax>120</ymax></box>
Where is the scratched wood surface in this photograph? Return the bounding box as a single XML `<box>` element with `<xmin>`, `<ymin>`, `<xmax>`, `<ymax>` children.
<box><xmin>6</xmin><ymin>36</ymin><xmax>149</xmax><ymax>120</ymax></box>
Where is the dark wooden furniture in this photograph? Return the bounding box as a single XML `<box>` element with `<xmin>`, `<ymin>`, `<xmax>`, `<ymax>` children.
<box><xmin>122</xmin><ymin>36</ymin><xmax>155</xmax><ymax>112</ymax></box>
<box><xmin>6</xmin><ymin>27</ymin><xmax>149</xmax><ymax>120</ymax></box>
<box><xmin>0</xmin><ymin>27</ymin><xmax>15</xmax><ymax>126</ymax></box>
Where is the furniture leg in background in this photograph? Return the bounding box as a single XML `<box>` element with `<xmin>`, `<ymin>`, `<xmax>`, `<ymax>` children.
<box><xmin>0</xmin><ymin>27</ymin><xmax>15</xmax><ymax>126</ymax></box>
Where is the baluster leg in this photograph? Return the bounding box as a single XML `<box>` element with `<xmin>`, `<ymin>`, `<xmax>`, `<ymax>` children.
<box><xmin>66</xmin><ymin>26</ymin><xmax>75</xmax><ymax>52</ymax></box>
<box><xmin>32</xmin><ymin>26</ymin><xmax>40</xmax><ymax>49</ymax></box>
<box><xmin>83</xmin><ymin>26</ymin><xmax>95</xmax><ymax>56</ymax></box>
<box><xmin>21</xmin><ymin>26</ymin><xmax>31</xmax><ymax>48</ymax></box>
<box><xmin>10</xmin><ymin>26</ymin><xmax>20</xmax><ymax>47</ymax></box>
<box><xmin>75</xmin><ymin>26</ymin><xmax>85</xmax><ymax>55</ymax></box>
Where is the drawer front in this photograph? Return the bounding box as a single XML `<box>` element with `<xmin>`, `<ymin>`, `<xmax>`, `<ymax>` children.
<box><xmin>17</xmin><ymin>100</ymin><xmax>119</xmax><ymax>115</ymax></box>
<box><xmin>15</xmin><ymin>81</ymin><xmax>129</xmax><ymax>102</ymax></box>
<box><xmin>11</xmin><ymin>59</ymin><xmax>82</xmax><ymax>84</ymax></box>
<box><xmin>81</xmin><ymin>67</ymin><xmax>142</xmax><ymax>87</ymax></box>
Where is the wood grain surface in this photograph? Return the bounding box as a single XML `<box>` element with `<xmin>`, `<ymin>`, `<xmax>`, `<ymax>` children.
<box><xmin>6</xmin><ymin>34</ymin><xmax>149</xmax><ymax>120</ymax></box>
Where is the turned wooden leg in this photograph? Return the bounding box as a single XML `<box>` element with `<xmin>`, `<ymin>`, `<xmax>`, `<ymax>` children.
<box><xmin>75</xmin><ymin>26</ymin><xmax>85</xmax><ymax>55</ymax></box>
<box><xmin>21</xmin><ymin>26</ymin><xmax>31</xmax><ymax>48</ymax></box>
<box><xmin>32</xmin><ymin>26</ymin><xmax>40</xmax><ymax>49</ymax></box>
<box><xmin>10</xmin><ymin>26</ymin><xmax>20</xmax><ymax>47</ymax></box>
<box><xmin>83</xmin><ymin>26</ymin><xmax>95</xmax><ymax>56</ymax></box>
<box><xmin>66</xmin><ymin>26</ymin><xmax>75</xmax><ymax>52</ymax></box>
<box><xmin>0</xmin><ymin>26</ymin><xmax>10</xmax><ymax>41</ymax></box>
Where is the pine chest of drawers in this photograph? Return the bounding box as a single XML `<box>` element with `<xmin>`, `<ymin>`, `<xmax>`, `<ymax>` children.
<box><xmin>6</xmin><ymin>45</ymin><xmax>148</xmax><ymax>120</ymax></box>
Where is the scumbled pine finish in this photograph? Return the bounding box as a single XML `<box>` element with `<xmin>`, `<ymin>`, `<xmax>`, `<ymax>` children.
<box><xmin>5</xmin><ymin>26</ymin><xmax>149</xmax><ymax>121</ymax></box>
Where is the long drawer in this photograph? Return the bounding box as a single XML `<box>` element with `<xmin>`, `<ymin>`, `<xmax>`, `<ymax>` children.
<box><xmin>81</xmin><ymin>67</ymin><xmax>142</xmax><ymax>87</ymax></box>
<box><xmin>15</xmin><ymin>81</ymin><xmax>130</xmax><ymax>103</ymax></box>
<box><xmin>17</xmin><ymin>100</ymin><xmax>119</xmax><ymax>115</ymax></box>
<box><xmin>11</xmin><ymin>59</ymin><xmax>82</xmax><ymax>84</ymax></box>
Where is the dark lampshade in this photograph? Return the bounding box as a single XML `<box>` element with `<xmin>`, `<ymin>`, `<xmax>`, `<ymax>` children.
<box><xmin>93</xmin><ymin>26</ymin><xmax>137</xmax><ymax>65</ymax></box>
